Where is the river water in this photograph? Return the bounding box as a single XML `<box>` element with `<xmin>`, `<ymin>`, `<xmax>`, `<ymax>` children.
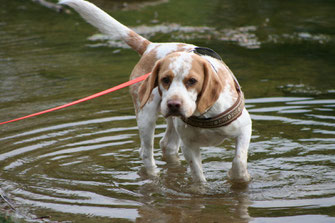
<box><xmin>1</xmin><ymin>0</ymin><xmax>335</xmax><ymax>222</ymax></box>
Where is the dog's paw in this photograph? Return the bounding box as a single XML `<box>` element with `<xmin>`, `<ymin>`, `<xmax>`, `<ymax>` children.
<box><xmin>138</xmin><ymin>165</ymin><xmax>159</xmax><ymax>179</ymax></box>
<box><xmin>160</xmin><ymin>139</ymin><xmax>180</xmax><ymax>162</ymax></box>
<box><xmin>162</xmin><ymin>153</ymin><xmax>180</xmax><ymax>165</ymax></box>
<box><xmin>228</xmin><ymin>159</ymin><xmax>251</xmax><ymax>183</ymax></box>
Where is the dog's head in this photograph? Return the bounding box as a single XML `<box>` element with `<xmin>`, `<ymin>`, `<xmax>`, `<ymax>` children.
<box><xmin>139</xmin><ymin>52</ymin><xmax>223</xmax><ymax>118</ymax></box>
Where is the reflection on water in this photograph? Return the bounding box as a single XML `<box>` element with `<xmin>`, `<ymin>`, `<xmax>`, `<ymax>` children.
<box><xmin>1</xmin><ymin>0</ymin><xmax>335</xmax><ymax>222</ymax></box>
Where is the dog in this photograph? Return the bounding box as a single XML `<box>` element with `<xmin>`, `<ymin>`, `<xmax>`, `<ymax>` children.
<box><xmin>59</xmin><ymin>0</ymin><xmax>252</xmax><ymax>183</ymax></box>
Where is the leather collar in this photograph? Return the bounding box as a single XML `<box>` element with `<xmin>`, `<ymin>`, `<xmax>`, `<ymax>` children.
<box><xmin>181</xmin><ymin>89</ymin><xmax>244</xmax><ymax>128</ymax></box>
<box><xmin>180</xmin><ymin>47</ymin><xmax>245</xmax><ymax>128</ymax></box>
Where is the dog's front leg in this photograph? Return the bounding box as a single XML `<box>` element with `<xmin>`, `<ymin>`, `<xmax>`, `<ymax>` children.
<box><xmin>160</xmin><ymin>117</ymin><xmax>181</xmax><ymax>164</ymax></box>
<box><xmin>181</xmin><ymin>143</ymin><xmax>206</xmax><ymax>183</ymax></box>
<box><xmin>136</xmin><ymin>91</ymin><xmax>160</xmax><ymax>177</ymax></box>
<box><xmin>228</xmin><ymin>123</ymin><xmax>252</xmax><ymax>183</ymax></box>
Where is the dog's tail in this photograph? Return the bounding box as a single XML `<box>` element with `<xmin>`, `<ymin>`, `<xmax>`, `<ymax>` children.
<box><xmin>59</xmin><ymin>0</ymin><xmax>151</xmax><ymax>55</ymax></box>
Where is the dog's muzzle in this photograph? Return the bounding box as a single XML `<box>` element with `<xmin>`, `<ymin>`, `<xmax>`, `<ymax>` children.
<box><xmin>165</xmin><ymin>100</ymin><xmax>184</xmax><ymax>117</ymax></box>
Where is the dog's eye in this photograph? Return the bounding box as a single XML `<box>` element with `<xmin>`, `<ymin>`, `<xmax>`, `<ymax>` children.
<box><xmin>186</xmin><ymin>78</ymin><xmax>198</xmax><ymax>86</ymax></box>
<box><xmin>161</xmin><ymin>77</ymin><xmax>171</xmax><ymax>85</ymax></box>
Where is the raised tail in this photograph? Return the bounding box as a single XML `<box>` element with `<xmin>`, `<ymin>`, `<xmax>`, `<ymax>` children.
<box><xmin>59</xmin><ymin>0</ymin><xmax>151</xmax><ymax>55</ymax></box>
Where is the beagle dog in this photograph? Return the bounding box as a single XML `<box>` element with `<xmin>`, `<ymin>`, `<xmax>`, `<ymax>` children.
<box><xmin>60</xmin><ymin>0</ymin><xmax>252</xmax><ymax>183</ymax></box>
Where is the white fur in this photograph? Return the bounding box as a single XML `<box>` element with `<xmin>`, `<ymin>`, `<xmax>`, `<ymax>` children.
<box><xmin>168</xmin><ymin>52</ymin><xmax>193</xmax><ymax>77</ymax></box>
<box><xmin>145</xmin><ymin>43</ymin><xmax>196</xmax><ymax>59</ymax></box>
<box><xmin>59</xmin><ymin>0</ymin><xmax>130</xmax><ymax>39</ymax></box>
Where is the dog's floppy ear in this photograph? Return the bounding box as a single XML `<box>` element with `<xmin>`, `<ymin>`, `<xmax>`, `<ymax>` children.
<box><xmin>138</xmin><ymin>61</ymin><xmax>161</xmax><ymax>108</ymax></box>
<box><xmin>197</xmin><ymin>62</ymin><xmax>223</xmax><ymax>114</ymax></box>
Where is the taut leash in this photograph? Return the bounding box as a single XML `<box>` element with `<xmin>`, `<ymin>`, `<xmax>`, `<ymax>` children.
<box><xmin>0</xmin><ymin>72</ymin><xmax>150</xmax><ymax>125</ymax></box>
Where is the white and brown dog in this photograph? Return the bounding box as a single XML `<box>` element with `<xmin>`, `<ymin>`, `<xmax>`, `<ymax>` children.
<box><xmin>60</xmin><ymin>0</ymin><xmax>252</xmax><ymax>183</ymax></box>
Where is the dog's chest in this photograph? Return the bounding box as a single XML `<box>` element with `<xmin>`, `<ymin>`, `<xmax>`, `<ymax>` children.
<box><xmin>173</xmin><ymin>118</ymin><xmax>236</xmax><ymax>147</ymax></box>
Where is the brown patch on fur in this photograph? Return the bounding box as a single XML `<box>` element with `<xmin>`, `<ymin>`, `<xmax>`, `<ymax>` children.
<box><xmin>216</xmin><ymin>61</ymin><xmax>239</xmax><ymax>101</ymax></box>
<box><xmin>126</xmin><ymin>30</ymin><xmax>151</xmax><ymax>55</ymax></box>
<box><xmin>138</xmin><ymin>61</ymin><xmax>160</xmax><ymax>108</ymax></box>
<box><xmin>196</xmin><ymin>59</ymin><xmax>224</xmax><ymax>114</ymax></box>
<box><xmin>183</xmin><ymin>55</ymin><xmax>206</xmax><ymax>93</ymax></box>
<box><xmin>189</xmin><ymin>55</ymin><xmax>239</xmax><ymax>114</ymax></box>
<box><xmin>158</xmin><ymin>71</ymin><xmax>174</xmax><ymax>91</ymax></box>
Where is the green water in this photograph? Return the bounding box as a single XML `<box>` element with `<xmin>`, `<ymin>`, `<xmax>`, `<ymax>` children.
<box><xmin>1</xmin><ymin>0</ymin><xmax>335</xmax><ymax>222</ymax></box>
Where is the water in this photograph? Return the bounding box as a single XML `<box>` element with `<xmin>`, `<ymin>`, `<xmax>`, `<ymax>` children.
<box><xmin>1</xmin><ymin>0</ymin><xmax>335</xmax><ymax>222</ymax></box>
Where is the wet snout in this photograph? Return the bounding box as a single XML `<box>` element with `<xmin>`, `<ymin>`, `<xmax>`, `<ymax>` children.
<box><xmin>164</xmin><ymin>96</ymin><xmax>185</xmax><ymax>117</ymax></box>
<box><xmin>167</xmin><ymin>99</ymin><xmax>181</xmax><ymax>113</ymax></box>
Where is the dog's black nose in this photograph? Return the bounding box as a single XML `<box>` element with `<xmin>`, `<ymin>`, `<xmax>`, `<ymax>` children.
<box><xmin>167</xmin><ymin>100</ymin><xmax>181</xmax><ymax>112</ymax></box>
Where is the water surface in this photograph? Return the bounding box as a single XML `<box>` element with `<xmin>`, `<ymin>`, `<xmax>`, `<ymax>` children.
<box><xmin>0</xmin><ymin>0</ymin><xmax>335</xmax><ymax>222</ymax></box>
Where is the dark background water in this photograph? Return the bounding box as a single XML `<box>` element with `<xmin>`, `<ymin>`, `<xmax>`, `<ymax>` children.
<box><xmin>0</xmin><ymin>0</ymin><xmax>335</xmax><ymax>222</ymax></box>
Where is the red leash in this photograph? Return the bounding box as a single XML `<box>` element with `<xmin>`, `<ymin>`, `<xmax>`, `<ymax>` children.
<box><xmin>0</xmin><ymin>72</ymin><xmax>150</xmax><ymax>125</ymax></box>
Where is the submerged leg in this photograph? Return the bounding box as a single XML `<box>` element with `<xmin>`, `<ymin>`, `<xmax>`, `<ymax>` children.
<box><xmin>228</xmin><ymin>123</ymin><xmax>252</xmax><ymax>183</ymax></box>
<box><xmin>181</xmin><ymin>144</ymin><xmax>206</xmax><ymax>183</ymax></box>
<box><xmin>136</xmin><ymin>90</ymin><xmax>160</xmax><ymax>177</ymax></box>
<box><xmin>160</xmin><ymin>117</ymin><xmax>181</xmax><ymax>163</ymax></box>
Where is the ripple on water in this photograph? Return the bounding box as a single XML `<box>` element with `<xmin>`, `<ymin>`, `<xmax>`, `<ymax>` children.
<box><xmin>0</xmin><ymin>97</ymin><xmax>334</xmax><ymax>222</ymax></box>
